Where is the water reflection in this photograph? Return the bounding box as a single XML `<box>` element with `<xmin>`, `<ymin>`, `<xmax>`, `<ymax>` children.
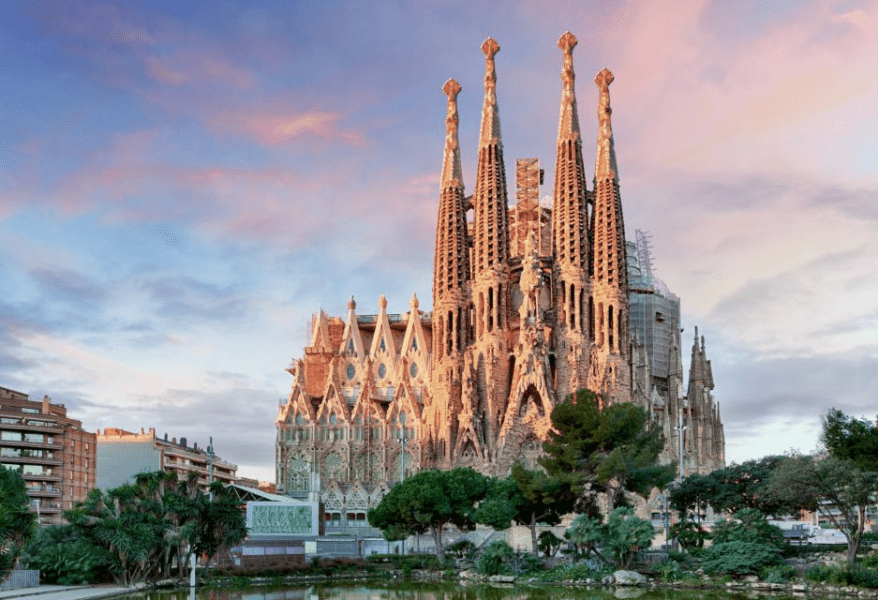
<box><xmin>117</xmin><ymin>583</ymin><xmax>792</xmax><ymax>600</ymax></box>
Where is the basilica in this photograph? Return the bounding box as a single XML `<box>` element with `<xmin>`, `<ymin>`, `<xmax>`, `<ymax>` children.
<box><xmin>275</xmin><ymin>33</ymin><xmax>725</xmax><ymax>512</ymax></box>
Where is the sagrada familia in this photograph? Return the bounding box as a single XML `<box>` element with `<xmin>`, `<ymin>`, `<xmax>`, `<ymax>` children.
<box><xmin>275</xmin><ymin>33</ymin><xmax>724</xmax><ymax>512</ymax></box>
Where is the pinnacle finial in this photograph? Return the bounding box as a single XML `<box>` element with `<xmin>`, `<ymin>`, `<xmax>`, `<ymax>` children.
<box><xmin>410</xmin><ymin>293</ymin><xmax>419</xmax><ymax>310</ymax></box>
<box><xmin>443</xmin><ymin>78</ymin><xmax>461</xmax><ymax>99</ymax></box>
<box><xmin>479</xmin><ymin>37</ymin><xmax>502</xmax><ymax>148</ymax></box>
<box><xmin>557</xmin><ymin>31</ymin><xmax>581</xmax><ymax>139</ymax></box>
<box><xmin>348</xmin><ymin>295</ymin><xmax>356</xmax><ymax>310</ymax></box>
<box><xmin>595</xmin><ymin>67</ymin><xmax>614</xmax><ymax>90</ymax></box>
<box><xmin>441</xmin><ymin>78</ymin><xmax>464</xmax><ymax>189</ymax></box>
<box><xmin>379</xmin><ymin>294</ymin><xmax>387</xmax><ymax>310</ymax></box>
<box><xmin>559</xmin><ymin>31</ymin><xmax>577</xmax><ymax>54</ymax></box>
<box><xmin>594</xmin><ymin>68</ymin><xmax>618</xmax><ymax>181</ymax></box>
<box><xmin>481</xmin><ymin>37</ymin><xmax>500</xmax><ymax>60</ymax></box>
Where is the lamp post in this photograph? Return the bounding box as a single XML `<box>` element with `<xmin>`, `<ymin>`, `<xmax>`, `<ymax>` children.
<box><xmin>657</xmin><ymin>494</ymin><xmax>670</xmax><ymax>548</ymax></box>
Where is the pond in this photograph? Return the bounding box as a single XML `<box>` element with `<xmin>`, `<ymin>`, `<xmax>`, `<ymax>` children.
<box><xmin>114</xmin><ymin>582</ymin><xmax>806</xmax><ymax>600</ymax></box>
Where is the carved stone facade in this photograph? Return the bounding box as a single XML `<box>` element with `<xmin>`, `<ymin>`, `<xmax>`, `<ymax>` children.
<box><xmin>275</xmin><ymin>33</ymin><xmax>725</xmax><ymax>508</ymax></box>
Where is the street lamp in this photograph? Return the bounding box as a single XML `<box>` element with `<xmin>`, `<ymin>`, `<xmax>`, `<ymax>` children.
<box><xmin>657</xmin><ymin>494</ymin><xmax>670</xmax><ymax>548</ymax></box>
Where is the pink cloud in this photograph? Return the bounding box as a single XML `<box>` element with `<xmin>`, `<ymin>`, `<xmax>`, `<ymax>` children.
<box><xmin>587</xmin><ymin>0</ymin><xmax>878</xmax><ymax>184</ymax></box>
<box><xmin>207</xmin><ymin>108</ymin><xmax>366</xmax><ymax>147</ymax></box>
<box><xmin>145</xmin><ymin>53</ymin><xmax>255</xmax><ymax>90</ymax></box>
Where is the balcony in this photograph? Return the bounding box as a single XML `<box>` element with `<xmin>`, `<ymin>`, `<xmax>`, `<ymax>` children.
<box><xmin>0</xmin><ymin>439</ymin><xmax>63</xmax><ymax>451</ymax></box>
<box><xmin>27</xmin><ymin>485</ymin><xmax>61</xmax><ymax>497</ymax></box>
<box><xmin>21</xmin><ymin>472</ymin><xmax>62</xmax><ymax>482</ymax></box>
<box><xmin>0</xmin><ymin>455</ymin><xmax>63</xmax><ymax>466</ymax></box>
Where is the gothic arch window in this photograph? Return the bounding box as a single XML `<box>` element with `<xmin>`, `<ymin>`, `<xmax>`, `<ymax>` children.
<box><xmin>569</xmin><ymin>283</ymin><xmax>576</xmax><ymax>329</ymax></box>
<box><xmin>322</xmin><ymin>452</ymin><xmax>344</xmax><ymax>481</ymax></box>
<box><xmin>287</xmin><ymin>452</ymin><xmax>310</xmax><ymax>492</ymax></box>
<box><xmin>497</xmin><ymin>283</ymin><xmax>503</xmax><ymax>328</ymax></box>
<box><xmin>589</xmin><ymin>297</ymin><xmax>595</xmax><ymax>342</ymax></box>
<box><xmin>487</xmin><ymin>287</ymin><xmax>494</xmax><ymax>332</ymax></box>
<box><xmin>579</xmin><ymin>288</ymin><xmax>585</xmax><ymax>333</ymax></box>
<box><xmin>608</xmin><ymin>305</ymin><xmax>615</xmax><ymax>351</ymax></box>
<box><xmin>598</xmin><ymin>302</ymin><xmax>605</xmax><ymax>346</ymax></box>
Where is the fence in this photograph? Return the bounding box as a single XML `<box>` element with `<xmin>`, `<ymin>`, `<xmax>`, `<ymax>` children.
<box><xmin>0</xmin><ymin>570</ymin><xmax>39</xmax><ymax>591</ymax></box>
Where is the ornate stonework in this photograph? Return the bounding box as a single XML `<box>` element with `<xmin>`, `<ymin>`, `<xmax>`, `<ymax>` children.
<box><xmin>275</xmin><ymin>33</ymin><xmax>725</xmax><ymax>507</ymax></box>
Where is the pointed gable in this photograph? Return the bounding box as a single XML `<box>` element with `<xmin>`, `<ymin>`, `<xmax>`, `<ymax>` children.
<box><xmin>399</xmin><ymin>293</ymin><xmax>430</xmax><ymax>387</ymax></box>
<box><xmin>370</xmin><ymin>295</ymin><xmax>398</xmax><ymax>382</ymax></box>
<box><xmin>340</xmin><ymin>296</ymin><xmax>366</xmax><ymax>358</ymax></box>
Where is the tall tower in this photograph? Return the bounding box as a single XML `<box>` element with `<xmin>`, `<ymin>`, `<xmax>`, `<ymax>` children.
<box><xmin>588</xmin><ymin>68</ymin><xmax>631</xmax><ymax>401</ymax></box>
<box><xmin>469</xmin><ymin>37</ymin><xmax>511</xmax><ymax>456</ymax></box>
<box><xmin>430</xmin><ymin>78</ymin><xmax>470</xmax><ymax>466</ymax></box>
<box><xmin>551</xmin><ymin>31</ymin><xmax>591</xmax><ymax>403</ymax></box>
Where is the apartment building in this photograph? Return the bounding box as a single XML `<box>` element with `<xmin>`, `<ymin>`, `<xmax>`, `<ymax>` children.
<box><xmin>0</xmin><ymin>386</ymin><xmax>96</xmax><ymax>525</ymax></box>
<box><xmin>96</xmin><ymin>427</ymin><xmax>239</xmax><ymax>492</ymax></box>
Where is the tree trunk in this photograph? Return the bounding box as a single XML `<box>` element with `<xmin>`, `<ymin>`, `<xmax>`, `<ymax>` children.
<box><xmin>848</xmin><ymin>504</ymin><xmax>866</xmax><ymax>564</ymax></box>
<box><xmin>530</xmin><ymin>513</ymin><xmax>539</xmax><ymax>556</ymax></box>
<box><xmin>432</xmin><ymin>525</ymin><xmax>445</xmax><ymax>562</ymax></box>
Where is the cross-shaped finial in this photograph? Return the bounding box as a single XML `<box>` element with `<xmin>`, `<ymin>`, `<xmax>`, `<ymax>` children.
<box><xmin>443</xmin><ymin>78</ymin><xmax>461</xmax><ymax>99</ymax></box>
<box><xmin>558</xmin><ymin>31</ymin><xmax>577</xmax><ymax>53</ymax></box>
<box><xmin>481</xmin><ymin>37</ymin><xmax>500</xmax><ymax>58</ymax></box>
<box><xmin>595</xmin><ymin>67</ymin><xmax>614</xmax><ymax>90</ymax></box>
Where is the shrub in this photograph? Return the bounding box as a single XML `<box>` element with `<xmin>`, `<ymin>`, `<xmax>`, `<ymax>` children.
<box><xmin>22</xmin><ymin>525</ymin><xmax>113</xmax><ymax>584</ymax></box>
<box><xmin>849</xmin><ymin>566</ymin><xmax>878</xmax><ymax>589</ymax></box>
<box><xmin>475</xmin><ymin>540</ymin><xmax>515</xmax><ymax>576</ymax></box>
<box><xmin>658</xmin><ymin>559</ymin><xmax>686</xmax><ymax>582</ymax></box>
<box><xmin>448</xmin><ymin>539</ymin><xmax>477</xmax><ymax>559</ymax></box>
<box><xmin>712</xmin><ymin>509</ymin><xmax>784</xmax><ymax>549</ymax></box>
<box><xmin>538</xmin><ymin>531</ymin><xmax>563</xmax><ymax>557</ymax></box>
<box><xmin>670</xmin><ymin>520</ymin><xmax>708</xmax><ymax>551</ymax></box>
<box><xmin>760</xmin><ymin>564</ymin><xmax>797</xmax><ymax>583</ymax></box>
<box><xmin>702</xmin><ymin>541</ymin><xmax>781</xmax><ymax>576</ymax></box>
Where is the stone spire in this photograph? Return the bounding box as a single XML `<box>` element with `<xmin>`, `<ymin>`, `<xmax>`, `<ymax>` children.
<box><xmin>594</xmin><ymin>68</ymin><xmax>618</xmax><ymax>182</ymax></box>
<box><xmin>440</xmin><ymin>79</ymin><xmax>464</xmax><ymax>189</ymax></box>
<box><xmin>433</xmin><ymin>80</ymin><xmax>470</xmax><ymax>361</ymax></box>
<box><xmin>552</xmin><ymin>31</ymin><xmax>588</xmax><ymax>272</ymax></box>
<box><xmin>588</xmin><ymin>67</ymin><xmax>630</xmax><ymax>400</ymax></box>
<box><xmin>591</xmin><ymin>67</ymin><xmax>627</xmax><ymax>293</ymax></box>
<box><xmin>473</xmin><ymin>37</ymin><xmax>510</xmax><ymax>277</ymax></box>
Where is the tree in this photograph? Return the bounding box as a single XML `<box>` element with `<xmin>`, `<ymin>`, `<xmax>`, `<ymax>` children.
<box><xmin>566</xmin><ymin>507</ymin><xmax>654</xmax><ymax>569</ymax></box>
<box><xmin>767</xmin><ymin>454</ymin><xmax>877</xmax><ymax>564</ymax></box>
<box><xmin>822</xmin><ymin>408</ymin><xmax>878</xmax><ymax>471</ymax></box>
<box><xmin>368</xmin><ymin>467</ymin><xmax>490</xmax><ymax>561</ymax></box>
<box><xmin>701</xmin><ymin>508</ymin><xmax>784</xmax><ymax>577</ymax></box>
<box><xmin>542</xmin><ymin>390</ymin><xmax>675</xmax><ymax>511</ymax></box>
<box><xmin>64</xmin><ymin>471</ymin><xmax>246</xmax><ymax>584</ymax></box>
<box><xmin>677</xmin><ymin>456</ymin><xmax>796</xmax><ymax>516</ymax></box>
<box><xmin>476</xmin><ymin>463</ymin><xmax>578</xmax><ymax>556</ymax></box>
<box><xmin>191</xmin><ymin>481</ymin><xmax>247</xmax><ymax>567</ymax></box>
<box><xmin>0</xmin><ymin>467</ymin><xmax>37</xmax><ymax>581</ymax></box>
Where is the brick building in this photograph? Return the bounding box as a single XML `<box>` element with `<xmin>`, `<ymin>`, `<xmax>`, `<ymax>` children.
<box><xmin>0</xmin><ymin>386</ymin><xmax>96</xmax><ymax>525</ymax></box>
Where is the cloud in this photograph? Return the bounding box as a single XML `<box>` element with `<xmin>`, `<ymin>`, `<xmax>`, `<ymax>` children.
<box><xmin>717</xmin><ymin>348</ymin><xmax>878</xmax><ymax>463</ymax></box>
<box><xmin>145</xmin><ymin>53</ymin><xmax>255</xmax><ymax>90</ymax></box>
<box><xmin>140</xmin><ymin>274</ymin><xmax>251</xmax><ymax>326</ymax></box>
<box><xmin>206</xmin><ymin>108</ymin><xmax>365</xmax><ymax>148</ymax></box>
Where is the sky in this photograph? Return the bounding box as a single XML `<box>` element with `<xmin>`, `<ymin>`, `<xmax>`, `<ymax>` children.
<box><xmin>1</xmin><ymin>0</ymin><xmax>877</xmax><ymax>483</ymax></box>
